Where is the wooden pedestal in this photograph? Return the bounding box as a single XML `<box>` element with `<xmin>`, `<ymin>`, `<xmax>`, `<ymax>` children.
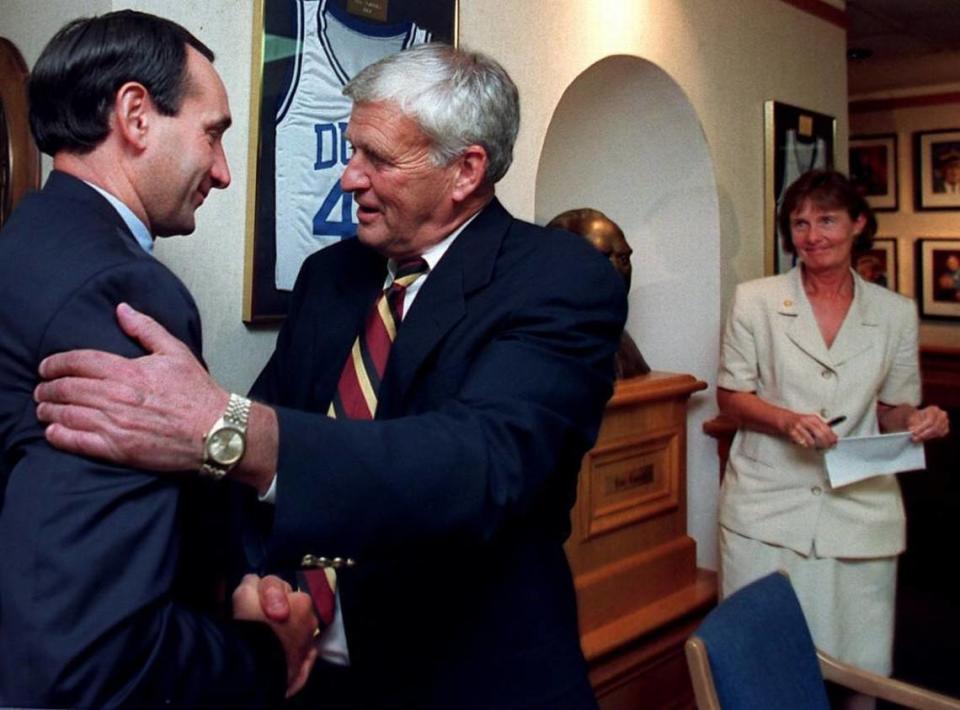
<box><xmin>565</xmin><ymin>372</ymin><xmax>717</xmax><ymax>708</ymax></box>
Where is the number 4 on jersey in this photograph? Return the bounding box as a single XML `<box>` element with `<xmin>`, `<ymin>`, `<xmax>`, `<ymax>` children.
<box><xmin>313</xmin><ymin>181</ymin><xmax>356</xmax><ymax>239</ymax></box>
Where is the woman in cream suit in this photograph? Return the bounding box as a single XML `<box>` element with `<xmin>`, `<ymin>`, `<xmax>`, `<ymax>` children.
<box><xmin>717</xmin><ymin>170</ymin><xmax>949</xmax><ymax>678</ymax></box>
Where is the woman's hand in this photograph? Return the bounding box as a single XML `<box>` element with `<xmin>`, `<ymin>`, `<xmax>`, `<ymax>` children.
<box><xmin>717</xmin><ymin>389</ymin><xmax>838</xmax><ymax>449</ymax></box>
<box><xmin>878</xmin><ymin>402</ymin><xmax>950</xmax><ymax>442</ymax></box>
<box><xmin>782</xmin><ymin>412</ymin><xmax>838</xmax><ymax>449</ymax></box>
<box><xmin>906</xmin><ymin>405</ymin><xmax>950</xmax><ymax>443</ymax></box>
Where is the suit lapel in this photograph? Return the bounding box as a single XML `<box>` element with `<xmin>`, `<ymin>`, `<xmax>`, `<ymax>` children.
<box><xmin>781</xmin><ymin>268</ymin><xmax>833</xmax><ymax>369</ymax></box>
<box><xmin>827</xmin><ymin>272</ymin><xmax>878</xmax><ymax>366</ymax></box>
<box><xmin>45</xmin><ymin>171</ymin><xmax>143</xmax><ymax>251</ymax></box>
<box><xmin>781</xmin><ymin>267</ymin><xmax>877</xmax><ymax>369</ymax></box>
<box><xmin>378</xmin><ymin>198</ymin><xmax>512</xmax><ymax>415</ymax></box>
<box><xmin>312</xmin><ymin>247</ymin><xmax>386</xmax><ymax>408</ymax></box>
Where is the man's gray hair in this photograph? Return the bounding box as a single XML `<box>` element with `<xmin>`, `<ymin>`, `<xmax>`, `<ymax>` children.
<box><xmin>344</xmin><ymin>43</ymin><xmax>520</xmax><ymax>185</ymax></box>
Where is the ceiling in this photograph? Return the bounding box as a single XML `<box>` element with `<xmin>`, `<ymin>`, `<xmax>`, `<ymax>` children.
<box><xmin>846</xmin><ymin>0</ymin><xmax>960</xmax><ymax>63</ymax></box>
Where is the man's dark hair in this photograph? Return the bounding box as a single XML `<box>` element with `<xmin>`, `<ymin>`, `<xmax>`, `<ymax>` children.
<box><xmin>29</xmin><ymin>10</ymin><xmax>214</xmax><ymax>156</ymax></box>
<box><xmin>778</xmin><ymin>169</ymin><xmax>877</xmax><ymax>255</ymax></box>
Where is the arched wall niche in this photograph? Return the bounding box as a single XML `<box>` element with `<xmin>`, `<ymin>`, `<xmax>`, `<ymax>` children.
<box><xmin>535</xmin><ymin>54</ymin><xmax>722</xmax><ymax>568</ymax></box>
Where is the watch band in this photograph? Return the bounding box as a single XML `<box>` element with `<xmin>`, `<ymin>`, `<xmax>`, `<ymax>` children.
<box><xmin>221</xmin><ymin>393</ymin><xmax>252</xmax><ymax>428</ymax></box>
<box><xmin>200</xmin><ymin>393</ymin><xmax>251</xmax><ymax>479</ymax></box>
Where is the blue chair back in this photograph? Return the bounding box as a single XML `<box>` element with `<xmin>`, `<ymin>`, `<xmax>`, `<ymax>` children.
<box><xmin>693</xmin><ymin>572</ymin><xmax>831</xmax><ymax>709</ymax></box>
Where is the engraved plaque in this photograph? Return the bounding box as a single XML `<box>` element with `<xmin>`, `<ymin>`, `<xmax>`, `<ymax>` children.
<box><xmin>579</xmin><ymin>428</ymin><xmax>681</xmax><ymax>540</ymax></box>
<box><xmin>347</xmin><ymin>0</ymin><xmax>389</xmax><ymax>22</ymax></box>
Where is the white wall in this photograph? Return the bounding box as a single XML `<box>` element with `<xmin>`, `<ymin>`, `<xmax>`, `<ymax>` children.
<box><xmin>0</xmin><ymin>0</ymin><xmax>849</xmax><ymax>569</ymax></box>
<box><xmin>534</xmin><ymin>54</ymin><xmax>722</xmax><ymax>564</ymax></box>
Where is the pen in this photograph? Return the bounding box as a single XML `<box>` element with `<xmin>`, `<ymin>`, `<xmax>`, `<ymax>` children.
<box><xmin>827</xmin><ymin>415</ymin><xmax>846</xmax><ymax>427</ymax></box>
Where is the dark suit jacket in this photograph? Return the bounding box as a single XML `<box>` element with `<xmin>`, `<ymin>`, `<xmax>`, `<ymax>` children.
<box><xmin>250</xmin><ymin>198</ymin><xmax>627</xmax><ymax>709</ymax></box>
<box><xmin>0</xmin><ymin>171</ymin><xmax>286</xmax><ymax>709</ymax></box>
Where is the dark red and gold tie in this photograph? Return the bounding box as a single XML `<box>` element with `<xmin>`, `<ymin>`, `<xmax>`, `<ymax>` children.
<box><xmin>304</xmin><ymin>257</ymin><xmax>429</xmax><ymax>629</ymax></box>
<box><xmin>327</xmin><ymin>257</ymin><xmax>430</xmax><ymax>420</ymax></box>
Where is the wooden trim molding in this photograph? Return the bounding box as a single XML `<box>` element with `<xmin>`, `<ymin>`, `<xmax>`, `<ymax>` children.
<box><xmin>777</xmin><ymin>0</ymin><xmax>847</xmax><ymax>30</ymax></box>
<box><xmin>702</xmin><ymin>414</ymin><xmax>737</xmax><ymax>480</ymax></box>
<box><xmin>920</xmin><ymin>345</ymin><xmax>960</xmax><ymax>410</ymax></box>
<box><xmin>0</xmin><ymin>37</ymin><xmax>40</xmax><ymax>228</ymax></box>
<box><xmin>850</xmin><ymin>92</ymin><xmax>960</xmax><ymax>115</ymax></box>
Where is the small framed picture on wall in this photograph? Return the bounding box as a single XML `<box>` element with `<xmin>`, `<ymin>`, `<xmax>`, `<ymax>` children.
<box><xmin>913</xmin><ymin>129</ymin><xmax>960</xmax><ymax>211</ymax></box>
<box><xmin>849</xmin><ymin>134</ymin><xmax>898</xmax><ymax>211</ymax></box>
<box><xmin>915</xmin><ymin>238</ymin><xmax>960</xmax><ymax>319</ymax></box>
<box><xmin>855</xmin><ymin>237</ymin><xmax>898</xmax><ymax>291</ymax></box>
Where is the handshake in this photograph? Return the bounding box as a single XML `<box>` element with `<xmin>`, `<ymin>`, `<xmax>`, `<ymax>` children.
<box><xmin>233</xmin><ymin>574</ymin><xmax>320</xmax><ymax>698</ymax></box>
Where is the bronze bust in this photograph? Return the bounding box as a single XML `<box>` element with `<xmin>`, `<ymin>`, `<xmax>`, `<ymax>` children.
<box><xmin>547</xmin><ymin>208</ymin><xmax>650</xmax><ymax>378</ymax></box>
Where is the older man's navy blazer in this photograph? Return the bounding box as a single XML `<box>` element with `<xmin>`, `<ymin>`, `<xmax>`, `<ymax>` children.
<box><xmin>0</xmin><ymin>172</ymin><xmax>287</xmax><ymax>709</ymax></box>
<box><xmin>250</xmin><ymin>198</ymin><xmax>627</xmax><ymax>709</ymax></box>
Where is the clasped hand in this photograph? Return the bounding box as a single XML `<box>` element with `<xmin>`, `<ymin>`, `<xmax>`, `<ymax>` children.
<box><xmin>233</xmin><ymin>574</ymin><xmax>319</xmax><ymax>698</ymax></box>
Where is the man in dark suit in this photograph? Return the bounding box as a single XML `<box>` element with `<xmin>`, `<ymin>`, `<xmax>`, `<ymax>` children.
<box><xmin>36</xmin><ymin>44</ymin><xmax>627</xmax><ymax>709</ymax></box>
<box><xmin>0</xmin><ymin>11</ymin><xmax>317</xmax><ymax>708</ymax></box>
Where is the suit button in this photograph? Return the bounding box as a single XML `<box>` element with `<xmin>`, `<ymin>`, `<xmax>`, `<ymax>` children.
<box><xmin>300</xmin><ymin>554</ymin><xmax>356</xmax><ymax>568</ymax></box>
<box><xmin>301</xmin><ymin>554</ymin><xmax>325</xmax><ymax>568</ymax></box>
<box><xmin>820</xmin><ymin>409</ymin><xmax>828</xmax><ymax>418</ymax></box>
<box><xmin>811</xmin><ymin>486</ymin><xmax>822</xmax><ymax>496</ymax></box>
<box><xmin>820</xmin><ymin>370</ymin><xmax>832</xmax><ymax>379</ymax></box>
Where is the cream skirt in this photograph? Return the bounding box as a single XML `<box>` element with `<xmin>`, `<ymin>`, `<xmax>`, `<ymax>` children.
<box><xmin>720</xmin><ymin>525</ymin><xmax>897</xmax><ymax>675</ymax></box>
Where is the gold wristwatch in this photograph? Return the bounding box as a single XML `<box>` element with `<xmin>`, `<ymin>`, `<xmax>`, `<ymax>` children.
<box><xmin>200</xmin><ymin>393</ymin><xmax>251</xmax><ymax>479</ymax></box>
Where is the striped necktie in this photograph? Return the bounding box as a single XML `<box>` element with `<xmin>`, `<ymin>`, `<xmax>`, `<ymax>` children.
<box><xmin>304</xmin><ymin>257</ymin><xmax>429</xmax><ymax>630</ymax></box>
<box><xmin>327</xmin><ymin>257</ymin><xmax>430</xmax><ymax>420</ymax></box>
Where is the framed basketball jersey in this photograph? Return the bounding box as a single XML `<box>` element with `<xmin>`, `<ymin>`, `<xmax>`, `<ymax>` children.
<box><xmin>244</xmin><ymin>0</ymin><xmax>457</xmax><ymax>323</ymax></box>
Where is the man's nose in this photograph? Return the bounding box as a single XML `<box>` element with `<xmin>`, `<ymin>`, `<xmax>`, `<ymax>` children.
<box><xmin>211</xmin><ymin>144</ymin><xmax>231</xmax><ymax>189</ymax></box>
<box><xmin>340</xmin><ymin>154</ymin><xmax>368</xmax><ymax>193</ymax></box>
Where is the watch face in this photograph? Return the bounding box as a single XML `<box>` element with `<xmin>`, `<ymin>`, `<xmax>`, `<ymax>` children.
<box><xmin>207</xmin><ymin>426</ymin><xmax>245</xmax><ymax>466</ymax></box>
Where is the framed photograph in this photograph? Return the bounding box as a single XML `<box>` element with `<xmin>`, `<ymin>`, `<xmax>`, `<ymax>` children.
<box><xmin>849</xmin><ymin>133</ymin><xmax>898</xmax><ymax>211</ymax></box>
<box><xmin>764</xmin><ymin>101</ymin><xmax>836</xmax><ymax>275</ymax></box>
<box><xmin>854</xmin><ymin>237</ymin><xmax>898</xmax><ymax>291</ymax></box>
<box><xmin>913</xmin><ymin>129</ymin><xmax>960</xmax><ymax>211</ymax></box>
<box><xmin>243</xmin><ymin>0</ymin><xmax>458</xmax><ymax>323</ymax></box>
<box><xmin>915</xmin><ymin>238</ymin><xmax>960</xmax><ymax>320</ymax></box>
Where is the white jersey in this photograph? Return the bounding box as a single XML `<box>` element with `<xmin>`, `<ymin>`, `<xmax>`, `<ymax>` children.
<box><xmin>776</xmin><ymin>129</ymin><xmax>828</xmax><ymax>274</ymax></box>
<box><xmin>274</xmin><ymin>0</ymin><xmax>431</xmax><ymax>291</ymax></box>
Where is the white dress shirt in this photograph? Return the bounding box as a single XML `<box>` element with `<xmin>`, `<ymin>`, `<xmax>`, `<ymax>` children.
<box><xmin>84</xmin><ymin>181</ymin><xmax>154</xmax><ymax>254</ymax></box>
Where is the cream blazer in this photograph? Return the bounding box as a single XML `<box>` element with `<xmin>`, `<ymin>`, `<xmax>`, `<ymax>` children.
<box><xmin>718</xmin><ymin>267</ymin><xmax>921</xmax><ymax>558</ymax></box>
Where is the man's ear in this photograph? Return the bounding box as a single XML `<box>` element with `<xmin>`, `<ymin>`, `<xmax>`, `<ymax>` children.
<box><xmin>451</xmin><ymin>145</ymin><xmax>489</xmax><ymax>202</ymax></box>
<box><xmin>112</xmin><ymin>81</ymin><xmax>152</xmax><ymax>152</ymax></box>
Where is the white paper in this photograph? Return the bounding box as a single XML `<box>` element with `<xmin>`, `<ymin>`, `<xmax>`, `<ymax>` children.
<box><xmin>824</xmin><ymin>432</ymin><xmax>925</xmax><ymax>489</ymax></box>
